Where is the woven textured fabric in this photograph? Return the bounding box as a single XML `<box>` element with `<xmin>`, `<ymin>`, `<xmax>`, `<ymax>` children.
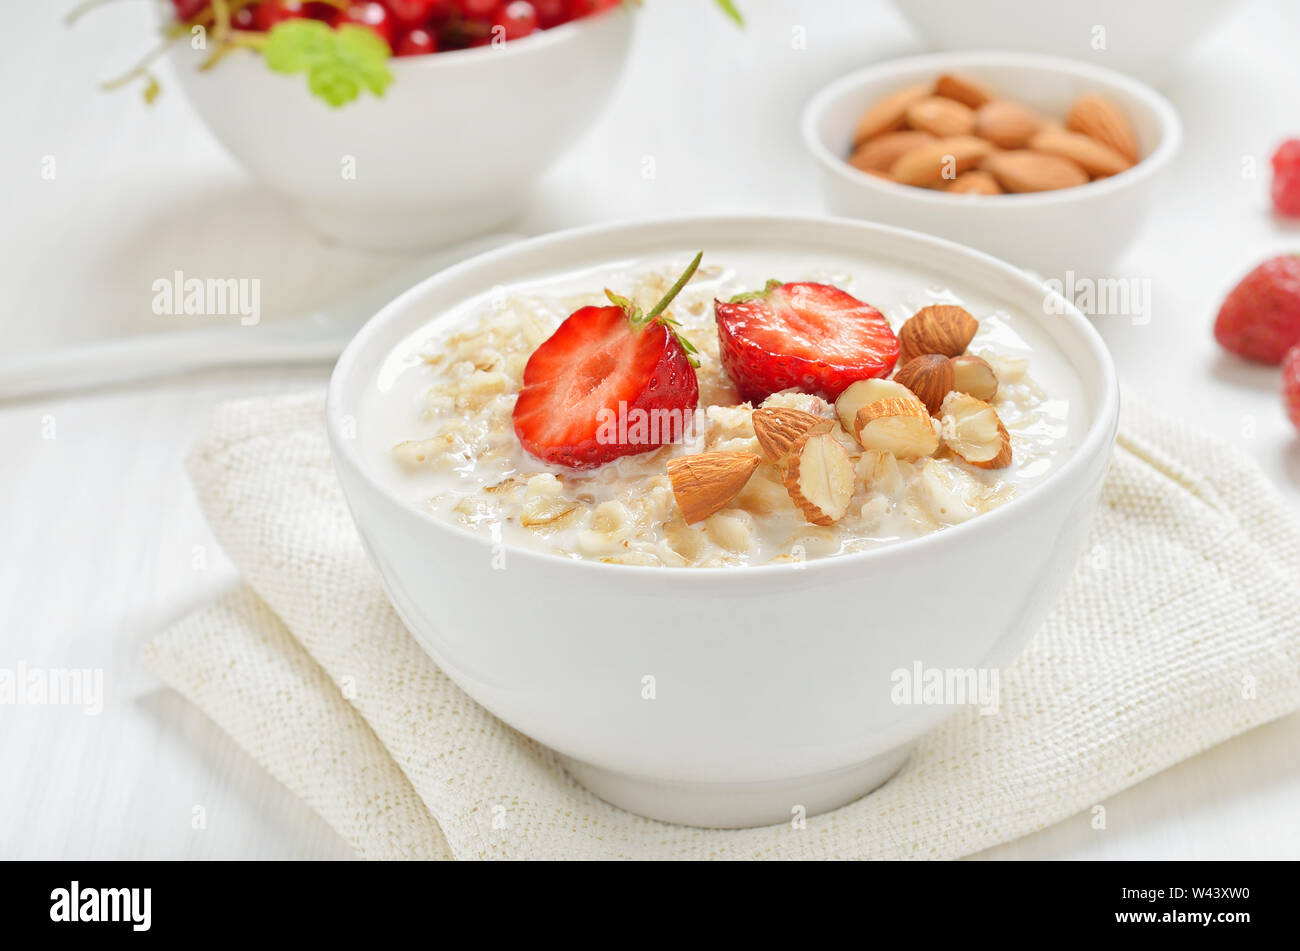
<box><xmin>142</xmin><ymin>587</ymin><xmax>450</xmax><ymax>860</ymax></box>
<box><xmin>142</xmin><ymin>392</ymin><xmax>1300</xmax><ymax>859</ymax></box>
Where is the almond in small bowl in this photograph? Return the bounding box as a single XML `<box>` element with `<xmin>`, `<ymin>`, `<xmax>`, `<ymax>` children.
<box><xmin>802</xmin><ymin>51</ymin><xmax>1182</xmax><ymax>274</ymax></box>
<box><xmin>844</xmin><ymin>73</ymin><xmax>1142</xmax><ymax>196</ymax></box>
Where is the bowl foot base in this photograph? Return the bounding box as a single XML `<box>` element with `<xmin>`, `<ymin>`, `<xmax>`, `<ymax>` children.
<box><xmin>560</xmin><ymin>744</ymin><xmax>914</xmax><ymax>829</ymax></box>
<box><xmin>290</xmin><ymin>191</ymin><xmax>525</xmax><ymax>252</ymax></box>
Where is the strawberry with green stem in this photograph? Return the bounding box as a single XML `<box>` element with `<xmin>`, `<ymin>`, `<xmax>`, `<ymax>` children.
<box><xmin>513</xmin><ymin>253</ymin><xmax>703</xmax><ymax>469</ymax></box>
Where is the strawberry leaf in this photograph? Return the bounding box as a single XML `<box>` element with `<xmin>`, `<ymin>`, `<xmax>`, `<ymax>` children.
<box><xmin>604</xmin><ymin>289</ymin><xmax>643</xmax><ymax>323</ymax></box>
<box><xmin>605</xmin><ymin>254</ymin><xmax>704</xmax><ymax>367</ymax></box>
<box><xmin>727</xmin><ymin>279</ymin><xmax>782</xmax><ymax>304</ymax></box>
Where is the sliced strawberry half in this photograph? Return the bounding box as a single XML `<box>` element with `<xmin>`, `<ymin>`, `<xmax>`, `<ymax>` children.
<box><xmin>513</xmin><ymin>254</ymin><xmax>703</xmax><ymax>470</ymax></box>
<box><xmin>714</xmin><ymin>281</ymin><xmax>900</xmax><ymax>402</ymax></box>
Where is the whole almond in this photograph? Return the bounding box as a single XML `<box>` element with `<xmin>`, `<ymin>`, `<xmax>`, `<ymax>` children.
<box><xmin>890</xmin><ymin>136</ymin><xmax>994</xmax><ymax>187</ymax></box>
<box><xmin>946</xmin><ymin>169</ymin><xmax>1002</xmax><ymax>195</ymax></box>
<box><xmin>973</xmin><ymin>99</ymin><xmax>1040</xmax><ymax>149</ymax></box>
<box><xmin>667</xmin><ymin>451</ymin><xmax>761</xmax><ymax>524</ymax></box>
<box><xmin>751</xmin><ymin>407</ymin><xmax>835</xmax><ymax>462</ymax></box>
<box><xmin>904</xmin><ymin>96</ymin><xmax>976</xmax><ymax>138</ymax></box>
<box><xmin>853</xmin><ymin>82</ymin><xmax>933</xmax><ymax>146</ymax></box>
<box><xmin>894</xmin><ymin>354</ymin><xmax>955</xmax><ymax>415</ymax></box>
<box><xmin>982</xmin><ymin>150</ymin><xmax>1089</xmax><ymax>193</ymax></box>
<box><xmin>1029</xmin><ymin>128</ymin><xmax>1132</xmax><ymax>178</ymax></box>
<box><xmin>849</xmin><ymin>130</ymin><xmax>936</xmax><ymax>174</ymax></box>
<box><xmin>897</xmin><ymin>304</ymin><xmax>979</xmax><ymax>364</ymax></box>
<box><xmin>1066</xmin><ymin>93</ymin><xmax>1139</xmax><ymax>163</ymax></box>
<box><xmin>934</xmin><ymin>73</ymin><xmax>993</xmax><ymax>109</ymax></box>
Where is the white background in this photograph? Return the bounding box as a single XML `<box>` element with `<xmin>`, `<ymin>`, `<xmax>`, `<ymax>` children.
<box><xmin>2</xmin><ymin>0</ymin><xmax>1298</xmax><ymax>859</ymax></box>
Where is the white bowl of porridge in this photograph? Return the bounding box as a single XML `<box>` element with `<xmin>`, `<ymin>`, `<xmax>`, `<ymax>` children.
<box><xmin>327</xmin><ymin>216</ymin><xmax>1119</xmax><ymax>828</ymax></box>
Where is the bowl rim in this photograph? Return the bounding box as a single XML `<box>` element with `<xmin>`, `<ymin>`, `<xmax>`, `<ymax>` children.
<box><xmin>327</xmin><ymin>214</ymin><xmax>1120</xmax><ymax>581</ymax></box>
<box><xmin>800</xmin><ymin>49</ymin><xmax>1183</xmax><ymax>208</ymax></box>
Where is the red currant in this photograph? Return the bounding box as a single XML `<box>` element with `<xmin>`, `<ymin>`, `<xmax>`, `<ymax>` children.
<box><xmin>533</xmin><ymin>0</ymin><xmax>568</xmax><ymax>28</ymax></box>
<box><xmin>171</xmin><ymin>0</ymin><xmax>209</xmax><ymax>20</ymax></box>
<box><xmin>493</xmin><ymin>0</ymin><xmax>538</xmax><ymax>40</ymax></box>
<box><xmin>1271</xmin><ymin>139</ymin><xmax>1300</xmax><ymax>217</ymax></box>
<box><xmin>456</xmin><ymin>0</ymin><xmax>502</xmax><ymax>21</ymax></box>
<box><xmin>254</xmin><ymin>0</ymin><xmax>309</xmax><ymax>30</ymax></box>
<box><xmin>232</xmin><ymin>4</ymin><xmax>258</xmax><ymax>29</ymax></box>
<box><xmin>333</xmin><ymin>2</ymin><xmax>395</xmax><ymax>45</ymax></box>
<box><xmin>395</xmin><ymin>26</ymin><xmax>440</xmax><ymax>55</ymax></box>
<box><xmin>568</xmin><ymin>0</ymin><xmax>618</xmax><ymax>19</ymax></box>
<box><xmin>387</xmin><ymin>0</ymin><xmax>435</xmax><ymax>28</ymax></box>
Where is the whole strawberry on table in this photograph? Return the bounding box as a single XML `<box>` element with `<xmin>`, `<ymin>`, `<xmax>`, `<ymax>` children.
<box><xmin>1213</xmin><ymin>253</ymin><xmax>1300</xmax><ymax>433</ymax></box>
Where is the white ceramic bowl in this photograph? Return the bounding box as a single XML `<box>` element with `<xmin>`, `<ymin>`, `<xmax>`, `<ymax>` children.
<box><xmin>169</xmin><ymin>9</ymin><xmax>635</xmax><ymax>250</ymax></box>
<box><xmin>885</xmin><ymin>0</ymin><xmax>1240</xmax><ymax>86</ymax></box>
<box><xmin>802</xmin><ymin>52</ymin><xmax>1181</xmax><ymax>278</ymax></box>
<box><xmin>327</xmin><ymin>216</ymin><xmax>1119</xmax><ymax>828</ymax></box>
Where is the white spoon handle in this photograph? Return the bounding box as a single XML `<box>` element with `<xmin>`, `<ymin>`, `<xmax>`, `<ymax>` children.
<box><xmin>0</xmin><ymin>233</ymin><xmax>521</xmax><ymax>401</ymax></box>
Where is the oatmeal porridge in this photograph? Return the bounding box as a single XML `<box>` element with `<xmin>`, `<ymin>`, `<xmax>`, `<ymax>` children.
<box><xmin>362</xmin><ymin>250</ymin><xmax>1085</xmax><ymax>567</ymax></box>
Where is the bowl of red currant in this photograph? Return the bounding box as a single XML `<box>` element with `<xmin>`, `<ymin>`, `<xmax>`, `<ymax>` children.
<box><xmin>153</xmin><ymin>1</ymin><xmax>635</xmax><ymax>248</ymax></box>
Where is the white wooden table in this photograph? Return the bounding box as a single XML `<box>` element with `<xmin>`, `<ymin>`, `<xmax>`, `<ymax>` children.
<box><xmin>3</xmin><ymin>0</ymin><xmax>1297</xmax><ymax>860</ymax></box>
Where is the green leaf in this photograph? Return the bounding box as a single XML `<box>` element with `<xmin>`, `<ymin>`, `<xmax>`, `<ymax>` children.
<box><xmin>263</xmin><ymin>19</ymin><xmax>334</xmax><ymax>74</ymax></box>
<box><xmin>604</xmin><ymin>289</ymin><xmax>643</xmax><ymax>323</ymax></box>
<box><xmin>308</xmin><ymin>64</ymin><xmax>361</xmax><ymax>108</ymax></box>
<box><xmin>263</xmin><ymin>20</ymin><xmax>392</xmax><ymax>107</ymax></box>
<box><xmin>714</xmin><ymin>0</ymin><xmax>744</xmax><ymax>26</ymax></box>
<box><xmin>727</xmin><ymin>279</ymin><xmax>782</xmax><ymax>303</ymax></box>
<box><xmin>334</xmin><ymin>25</ymin><xmax>393</xmax><ymax>97</ymax></box>
<box><xmin>607</xmin><ymin>254</ymin><xmax>704</xmax><ymax>366</ymax></box>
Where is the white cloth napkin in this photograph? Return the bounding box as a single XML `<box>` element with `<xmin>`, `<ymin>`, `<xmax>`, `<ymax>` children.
<box><xmin>142</xmin><ymin>391</ymin><xmax>1300</xmax><ymax>859</ymax></box>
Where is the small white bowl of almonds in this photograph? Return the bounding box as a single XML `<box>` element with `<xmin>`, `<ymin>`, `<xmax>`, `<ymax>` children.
<box><xmin>802</xmin><ymin>51</ymin><xmax>1181</xmax><ymax>276</ymax></box>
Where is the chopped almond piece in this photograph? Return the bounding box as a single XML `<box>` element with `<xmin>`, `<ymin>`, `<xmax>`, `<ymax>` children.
<box><xmin>853</xmin><ymin>397</ymin><xmax>940</xmax><ymax>460</ymax></box>
<box><xmin>783</xmin><ymin>433</ymin><xmax>855</xmax><ymax>525</ymax></box>
<box><xmin>951</xmin><ymin>354</ymin><xmax>999</xmax><ymax>401</ymax></box>
<box><xmin>834</xmin><ymin>378</ymin><xmax>915</xmax><ymax>433</ymax></box>
<box><xmin>939</xmin><ymin>392</ymin><xmax>1012</xmax><ymax>468</ymax></box>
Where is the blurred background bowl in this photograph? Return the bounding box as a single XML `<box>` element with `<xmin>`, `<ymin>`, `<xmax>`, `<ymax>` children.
<box><xmin>884</xmin><ymin>0</ymin><xmax>1241</xmax><ymax>86</ymax></box>
<box><xmin>169</xmin><ymin>6</ymin><xmax>635</xmax><ymax>251</ymax></box>
<box><xmin>802</xmin><ymin>51</ymin><xmax>1182</xmax><ymax>278</ymax></box>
